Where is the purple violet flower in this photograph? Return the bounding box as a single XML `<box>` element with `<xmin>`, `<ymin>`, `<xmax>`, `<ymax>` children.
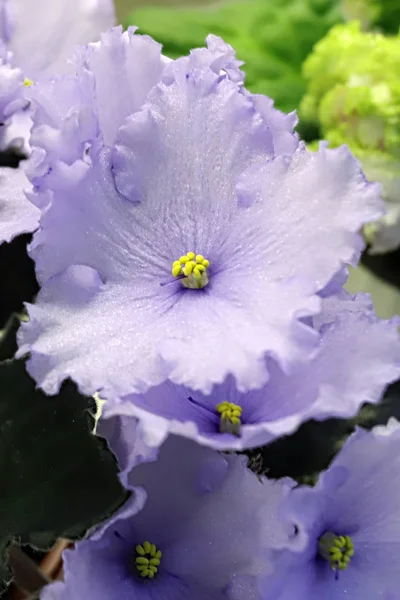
<box><xmin>17</xmin><ymin>28</ymin><xmax>383</xmax><ymax>398</ymax></box>
<box><xmin>0</xmin><ymin>0</ymin><xmax>116</xmax><ymax>244</ymax></box>
<box><xmin>101</xmin><ymin>291</ymin><xmax>400</xmax><ymax>451</ymax></box>
<box><xmin>259</xmin><ymin>419</ymin><xmax>400</xmax><ymax>600</ymax></box>
<box><xmin>40</xmin><ymin>430</ymin><xmax>292</xmax><ymax>600</ymax></box>
<box><xmin>0</xmin><ymin>0</ymin><xmax>116</xmax><ymax>79</ymax></box>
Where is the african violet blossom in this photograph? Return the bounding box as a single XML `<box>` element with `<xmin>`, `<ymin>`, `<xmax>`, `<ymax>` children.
<box><xmin>18</xmin><ymin>28</ymin><xmax>383</xmax><ymax>398</ymax></box>
<box><xmin>0</xmin><ymin>0</ymin><xmax>115</xmax><ymax>245</ymax></box>
<box><xmin>0</xmin><ymin>38</ymin><xmax>39</xmax><ymax>242</ymax></box>
<box><xmin>102</xmin><ymin>291</ymin><xmax>400</xmax><ymax>451</ymax></box>
<box><xmin>40</xmin><ymin>430</ymin><xmax>293</xmax><ymax>600</ymax></box>
<box><xmin>0</xmin><ymin>0</ymin><xmax>115</xmax><ymax>80</ymax></box>
<box><xmin>0</xmin><ymin>0</ymin><xmax>116</xmax><ymax>151</ymax></box>
<box><xmin>259</xmin><ymin>419</ymin><xmax>400</xmax><ymax>599</ymax></box>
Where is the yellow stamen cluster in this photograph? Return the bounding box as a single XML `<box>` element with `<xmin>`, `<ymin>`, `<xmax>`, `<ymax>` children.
<box><xmin>135</xmin><ymin>541</ymin><xmax>162</xmax><ymax>579</ymax></box>
<box><xmin>328</xmin><ymin>535</ymin><xmax>354</xmax><ymax>571</ymax></box>
<box><xmin>319</xmin><ymin>532</ymin><xmax>354</xmax><ymax>573</ymax></box>
<box><xmin>172</xmin><ymin>252</ymin><xmax>210</xmax><ymax>289</ymax></box>
<box><xmin>24</xmin><ymin>78</ymin><xmax>33</xmax><ymax>87</ymax></box>
<box><xmin>216</xmin><ymin>401</ymin><xmax>242</xmax><ymax>436</ymax></box>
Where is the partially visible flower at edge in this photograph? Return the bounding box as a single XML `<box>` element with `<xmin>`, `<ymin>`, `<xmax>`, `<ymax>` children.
<box><xmin>300</xmin><ymin>21</ymin><xmax>400</xmax><ymax>254</ymax></box>
<box><xmin>101</xmin><ymin>290</ymin><xmax>400</xmax><ymax>452</ymax></box>
<box><xmin>258</xmin><ymin>419</ymin><xmax>400</xmax><ymax>600</ymax></box>
<box><xmin>0</xmin><ymin>0</ymin><xmax>116</xmax><ymax>245</ymax></box>
<box><xmin>40</xmin><ymin>428</ymin><xmax>297</xmax><ymax>600</ymax></box>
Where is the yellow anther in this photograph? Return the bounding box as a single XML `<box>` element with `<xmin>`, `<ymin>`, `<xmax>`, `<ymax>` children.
<box><xmin>24</xmin><ymin>78</ymin><xmax>33</xmax><ymax>87</ymax></box>
<box><xmin>184</xmin><ymin>261</ymin><xmax>194</xmax><ymax>275</ymax></box>
<box><xmin>171</xmin><ymin>251</ymin><xmax>210</xmax><ymax>289</ymax></box>
<box><xmin>135</xmin><ymin>541</ymin><xmax>162</xmax><ymax>579</ymax></box>
<box><xmin>319</xmin><ymin>532</ymin><xmax>355</xmax><ymax>574</ymax></box>
<box><xmin>216</xmin><ymin>402</ymin><xmax>242</xmax><ymax>436</ymax></box>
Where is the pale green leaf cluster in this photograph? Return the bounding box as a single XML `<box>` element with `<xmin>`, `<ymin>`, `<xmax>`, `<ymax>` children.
<box><xmin>301</xmin><ymin>21</ymin><xmax>400</xmax><ymax>253</ymax></box>
<box><xmin>300</xmin><ymin>21</ymin><xmax>400</xmax><ymax>156</ymax></box>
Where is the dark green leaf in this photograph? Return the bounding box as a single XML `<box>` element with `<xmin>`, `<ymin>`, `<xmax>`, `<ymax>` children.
<box><xmin>0</xmin><ymin>235</ymin><xmax>39</xmax><ymax>329</ymax></box>
<box><xmin>0</xmin><ymin>315</ymin><xmax>20</xmax><ymax>362</ymax></box>
<box><xmin>0</xmin><ymin>360</ymin><xmax>127</xmax><ymax>592</ymax></box>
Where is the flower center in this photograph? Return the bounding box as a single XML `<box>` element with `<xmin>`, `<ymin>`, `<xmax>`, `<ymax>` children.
<box><xmin>318</xmin><ymin>532</ymin><xmax>354</xmax><ymax>576</ymax></box>
<box><xmin>216</xmin><ymin>401</ymin><xmax>242</xmax><ymax>436</ymax></box>
<box><xmin>172</xmin><ymin>252</ymin><xmax>210</xmax><ymax>289</ymax></box>
<box><xmin>24</xmin><ymin>78</ymin><xmax>33</xmax><ymax>87</ymax></box>
<box><xmin>135</xmin><ymin>541</ymin><xmax>162</xmax><ymax>579</ymax></box>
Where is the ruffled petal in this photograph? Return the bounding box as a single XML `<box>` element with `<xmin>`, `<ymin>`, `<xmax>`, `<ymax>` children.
<box><xmin>26</xmin><ymin>27</ymin><xmax>166</xmax><ymax>192</ymax></box>
<box><xmin>264</xmin><ymin>422</ymin><xmax>400</xmax><ymax>599</ymax></box>
<box><xmin>0</xmin><ymin>163</ymin><xmax>39</xmax><ymax>244</ymax></box>
<box><xmin>75</xmin><ymin>27</ymin><xmax>165</xmax><ymax>147</ymax></box>
<box><xmin>0</xmin><ymin>42</ymin><xmax>26</xmax><ymax>122</ymax></box>
<box><xmin>237</xmin><ymin>142</ymin><xmax>383</xmax><ymax>291</ymax></box>
<box><xmin>319</xmin><ymin>424</ymin><xmax>400</xmax><ymax>546</ymax></box>
<box><xmin>100</xmin><ymin>292</ymin><xmax>400</xmax><ymax>451</ymax></box>
<box><xmin>6</xmin><ymin>0</ymin><xmax>116</xmax><ymax>79</ymax></box>
<box><xmin>161</xmin><ymin>33</ymin><xmax>244</xmax><ymax>86</ymax></box>
<box><xmin>43</xmin><ymin>431</ymin><xmax>275</xmax><ymax>600</ymax></box>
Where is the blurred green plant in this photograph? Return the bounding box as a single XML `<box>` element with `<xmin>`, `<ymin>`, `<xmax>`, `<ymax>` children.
<box><xmin>342</xmin><ymin>0</ymin><xmax>400</xmax><ymax>33</ymax></box>
<box><xmin>127</xmin><ymin>0</ymin><xmax>343</xmax><ymax>114</ymax></box>
<box><xmin>301</xmin><ymin>21</ymin><xmax>400</xmax><ymax>253</ymax></box>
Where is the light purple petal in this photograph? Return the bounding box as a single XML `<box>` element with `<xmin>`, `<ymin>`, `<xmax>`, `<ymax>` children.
<box><xmin>237</xmin><ymin>142</ymin><xmax>383</xmax><ymax>291</ymax></box>
<box><xmin>319</xmin><ymin>423</ymin><xmax>400</xmax><ymax>545</ymax></box>
<box><xmin>42</xmin><ymin>432</ymin><xmax>281</xmax><ymax>600</ymax></box>
<box><xmin>162</xmin><ymin>34</ymin><xmax>245</xmax><ymax>86</ymax></box>
<box><xmin>40</xmin><ymin>581</ymin><xmax>66</xmax><ymax>600</ymax></box>
<box><xmin>0</xmin><ymin>163</ymin><xmax>39</xmax><ymax>243</ymax></box>
<box><xmin>1</xmin><ymin>109</ymin><xmax>32</xmax><ymax>154</ymax></box>
<box><xmin>100</xmin><ymin>292</ymin><xmax>400</xmax><ymax>451</ymax></box>
<box><xmin>0</xmin><ymin>40</ymin><xmax>27</xmax><ymax>140</ymax></box>
<box><xmin>25</xmin><ymin>27</ymin><xmax>166</xmax><ymax>192</ymax></box>
<box><xmin>97</xmin><ymin>414</ymin><xmax>159</xmax><ymax>483</ymax></box>
<box><xmin>74</xmin><ymin>27</ymin><xmax>165</xmax><ymax>147</ymax></box>
<box><xmin>163</xmin><ymin>456</ymin><xmax>283</xmax><ymax>586</ymax></box>
<box><xmin>6</xmin><ymin>0</ymin><xmax>116</xmax><ymax>79</ymax></box>
<box><xmin>19</xmin><ymin>69</ymin><xmax>321</xmax><ymax>396</ymax></box>
<box><xmin>262</xmin><ymin>422</ymin><xmax>400</xmax><ymax>599</ymax></box>
<box><xmin>248</xmin><ymin>94</ymin><xmax>298</xmax><ymax>156</ymax></box>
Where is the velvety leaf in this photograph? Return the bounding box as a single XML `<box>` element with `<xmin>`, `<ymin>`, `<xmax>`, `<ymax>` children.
<box><xmin>0</xmin><ymin>359</ymin><xmax>127</xmax><ymax>592</ymax></box>
<box><xmin>0</xmin><ymin>315</ymin><xmax>20</xmax><ymax>362</ymax></box>
<box><xmin>0</xmin><ymin>235</ymin><xmax>39</xmax><ymax>328</ymax></box>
